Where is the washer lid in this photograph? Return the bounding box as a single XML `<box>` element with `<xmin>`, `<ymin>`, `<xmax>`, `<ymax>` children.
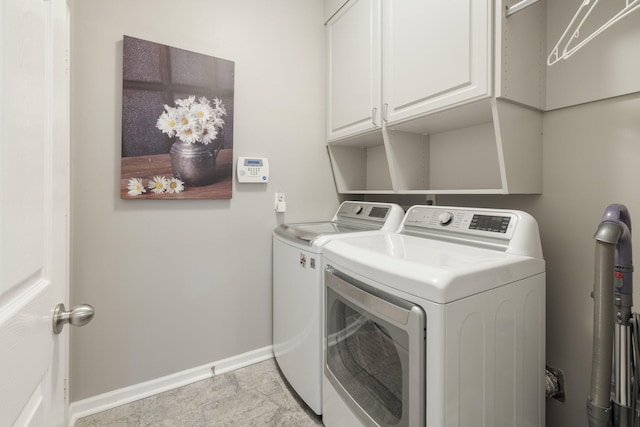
<box><xmin>273</xmin><ymin>201</ymin><xmax>405</xmax><ymax>246</ymax></box>
<box><xmin>322</xmin><ymin>233</ymin><xmax>545</xmax><ymax>304</ymax></box>
<box><xmin>274</xmin><ymin>221</ymin><xmax>372</xmax><ymax>244</ymax></box>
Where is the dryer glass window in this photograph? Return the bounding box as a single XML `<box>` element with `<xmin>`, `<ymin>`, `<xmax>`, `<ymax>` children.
<box><xmin>328</xmin><ymin>299</ymin><xmax>404</xmax><ymax>424</ymax></box>
<box><xmin>325</xmin><ymin>269</ymin><xmax>425</xmax><ymax>427</ymax></box>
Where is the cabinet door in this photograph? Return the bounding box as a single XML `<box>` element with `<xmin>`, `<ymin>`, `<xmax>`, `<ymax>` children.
<box><xmin>327</xmin><ymin>0</ymin><xmax>381</xmax><ymax>142</ymax></box>
<box><xmin>382</xmin><ymin>0</ymin><xmax>491</xmax><ymax>125</ymax></box>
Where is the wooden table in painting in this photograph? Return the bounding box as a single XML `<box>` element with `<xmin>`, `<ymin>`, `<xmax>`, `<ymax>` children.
<box><xmin>120</xmin><ymin>149</ymin><xmax>233</xmax><ymax>199</ymax></box>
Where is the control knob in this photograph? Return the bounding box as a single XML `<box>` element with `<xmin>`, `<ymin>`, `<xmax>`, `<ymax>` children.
<box><xmin>438</xmin><ymin>211</ymin><xmax>453</xmax><ymax>226</ymax></box>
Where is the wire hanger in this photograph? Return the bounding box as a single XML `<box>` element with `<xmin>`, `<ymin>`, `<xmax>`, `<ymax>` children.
<box><xmin>548</xmin><ymin>0</ymin><xmax>640</xmax><ymax>66</ymax></box>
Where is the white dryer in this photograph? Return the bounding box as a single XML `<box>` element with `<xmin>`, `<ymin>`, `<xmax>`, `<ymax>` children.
<box><xmin>321</xmin><ymin>205</ymin><xmax>546</xmax><ymax>427</ymax></box>
<box><xmin>273</xmin><ymin>201</ymin><xmax>404</xmax><ymax>415</ymax></box>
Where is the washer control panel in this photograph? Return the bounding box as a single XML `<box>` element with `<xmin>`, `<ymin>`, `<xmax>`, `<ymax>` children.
<box><xmin>336</xmin><ymin>202</ymin><xmax>390</xmax><ymax>222</ymax></box>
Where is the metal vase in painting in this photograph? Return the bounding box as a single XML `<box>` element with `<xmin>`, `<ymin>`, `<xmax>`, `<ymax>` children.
<box><xmin>170</xmin><ymin>140</ymin><xmax>221</xmax><ymax>187</ymax></box>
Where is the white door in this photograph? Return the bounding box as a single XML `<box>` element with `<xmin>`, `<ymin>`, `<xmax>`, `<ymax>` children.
<box><xmin>0</xmin><ymin>0</ymin><xmax>70</xmax><ymax>426</ymax></box>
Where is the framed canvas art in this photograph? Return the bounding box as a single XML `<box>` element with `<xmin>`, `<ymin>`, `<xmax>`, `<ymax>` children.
<box><xmin>121</xmin><ymin>35</ymin><xmax>235</xmax><ymax>199</ymax></box>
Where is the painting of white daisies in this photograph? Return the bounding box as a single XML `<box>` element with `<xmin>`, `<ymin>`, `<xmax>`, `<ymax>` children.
<box><xmin>121</xmin><ymin>35</ymin><xmax>234</xmax><ymax>199</ymax></box>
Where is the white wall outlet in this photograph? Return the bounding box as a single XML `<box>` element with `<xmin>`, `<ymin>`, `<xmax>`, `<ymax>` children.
<box><xmin>275</xmin><ymin>193</ymin><xmax>286</xmax><ymax>212</ymax></box>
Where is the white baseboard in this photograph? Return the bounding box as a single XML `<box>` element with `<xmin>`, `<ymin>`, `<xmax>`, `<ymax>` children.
<box><xmin>68</xmin><ymin>345</ymin><xmax>273</xmax><ymax>426</ymax></box>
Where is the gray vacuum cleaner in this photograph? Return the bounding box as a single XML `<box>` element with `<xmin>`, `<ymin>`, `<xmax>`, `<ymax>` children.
<box><xmin>588</xmin><ymin>204</ymin><xmax>637</xmax><ymax>427</ymax></box>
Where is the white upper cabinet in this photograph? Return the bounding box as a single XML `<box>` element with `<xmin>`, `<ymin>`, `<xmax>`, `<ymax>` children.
<box><xmin>326</xmin><ymin>0</ymin><xmax>381</xmax><ymax>142</ymax></box>
<box><xmin>382</xmin><ymin>0</ymin><xmax>491</xmax><ymax>125</ymax></box>
<box><xmin>327</xmin><ymin>0</ymin><xmax>491</xmax><ymax>139</ymax></box>
<box><xmin>325</xmin><ymin>0</ymin><xmax>546</xmax><ymax>195</ymax></box>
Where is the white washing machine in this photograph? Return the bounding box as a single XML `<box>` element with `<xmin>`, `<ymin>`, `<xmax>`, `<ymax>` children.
<box><xmin>272</xmin><ymin>201</ymin><xmax>404</xmax><ymax>415</ymax></box>
<box><xmin>321</xmin><ymin>205</ymin><xmax>546</xmax><ymax>427</ymax></box>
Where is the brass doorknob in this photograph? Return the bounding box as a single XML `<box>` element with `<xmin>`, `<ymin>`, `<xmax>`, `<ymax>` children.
<box><xmin>52</xmin><ymin>303</ymin><xmax>95</xmax><ymax>334</ymax></box>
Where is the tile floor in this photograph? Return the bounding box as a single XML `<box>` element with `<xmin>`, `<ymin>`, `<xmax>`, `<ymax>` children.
<box><xmin>74</xmin><ymin>359</ymin><xmax>323</xmax><ymax>426</ymax></box>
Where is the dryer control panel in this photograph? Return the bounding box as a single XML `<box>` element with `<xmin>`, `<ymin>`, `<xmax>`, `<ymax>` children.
<box><xmin>404</xmin><ymin>208</ymin><xmax>514</xmax><ymax>235</ymax></box>
<box><xmin>401</xmin><ymin>205</ymin><xmax>543</xmax><ymax>258</ymax></box>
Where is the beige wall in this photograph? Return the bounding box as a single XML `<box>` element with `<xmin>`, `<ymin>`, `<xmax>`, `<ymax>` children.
<box><xmin>70</xmin><ymin>0</ymin><xmax>338</xmax><ymax>401</ymax></box>
<box><xmin>440</xmin><ymin>92</ymin><xmax>640</xmax><ymax>426</ymax></box>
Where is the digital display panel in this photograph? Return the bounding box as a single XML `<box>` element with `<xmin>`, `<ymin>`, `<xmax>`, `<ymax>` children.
<box><xmin>368</xmin><ymin>206</ymin><xmax>388</xmax><ymax>219</ymax></box>
<box><xmin>244</xmin><ymin>159</ymin><xmax>263</xmax><ymax>166</ymax></box>
<box><xmin>469</xmin><ymin>214</ymin><xmax>510</xmax><ymax>233</ymax></box>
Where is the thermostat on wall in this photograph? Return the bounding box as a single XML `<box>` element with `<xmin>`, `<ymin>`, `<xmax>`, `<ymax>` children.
<box><xmin>237</xmin><ymin>157</ymin><xmax>269</xmax><ymax>183</ymax></box>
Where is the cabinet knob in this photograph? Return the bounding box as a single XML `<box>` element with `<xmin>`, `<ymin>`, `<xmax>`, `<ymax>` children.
<box><xmin>372</xmin><ymin>107</ymin><xmax>378</xmax><ymax>126</ymax></box>
<box><xmin>383</xmin><ymin>103</ymin><xmax>389</xmax><ymax>122</ymax></box>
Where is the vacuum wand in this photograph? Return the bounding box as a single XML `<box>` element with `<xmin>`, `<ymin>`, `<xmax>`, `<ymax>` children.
<box><xmin>588</xmin><ymin>204</ymin><xmax>634</xmax><ymax>427</ymax></box>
